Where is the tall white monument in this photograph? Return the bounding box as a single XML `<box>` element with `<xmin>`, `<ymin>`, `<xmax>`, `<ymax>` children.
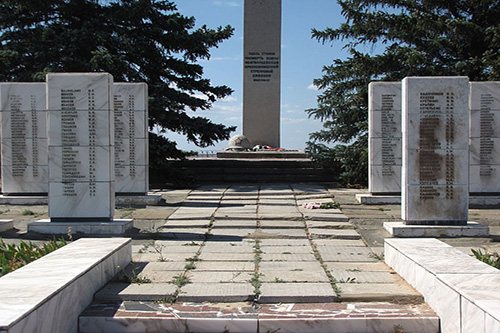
<box><xmin>243</xmin><ymin>0</ymin><xmax>281</xmax><ymax>147</ymax></box>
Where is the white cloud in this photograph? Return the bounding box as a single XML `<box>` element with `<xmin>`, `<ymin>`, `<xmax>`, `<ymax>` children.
<box><xmin>307</xmin><ymin>84</ymin><xmax>319</xmax><ymax>91</ymax></box>
<box><xmin>221</xmin><ymin>96</ymin><xmax>238</xmax><ymax>102</ymax></box>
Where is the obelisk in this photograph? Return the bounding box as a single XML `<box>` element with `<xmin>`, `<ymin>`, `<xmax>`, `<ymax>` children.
<box><xmin>243</xmin><ymin>0</ymin><xmax>281</xmax><ymax>148</ymax></box>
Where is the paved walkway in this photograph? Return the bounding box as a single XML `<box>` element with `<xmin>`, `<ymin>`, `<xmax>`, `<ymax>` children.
<box><xmin>95</xmin><ymin>184</ymin><xmax>421</xmax><ymax>304</ymax></box>
<box><xmin>78</xmin><ymin>185</ymin><xmax>444</xmax><ymax>331</ymax></box>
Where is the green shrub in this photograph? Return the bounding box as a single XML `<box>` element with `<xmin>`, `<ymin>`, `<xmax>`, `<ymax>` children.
<box><xmin>0</xmin><ymin>238</ymin><xmax>67</xmax><ymax>277</ymax></box>
<box><xmin>472</xmin><ymin>248</ymin><xmax>500</xmax><ymax>269</ymax></box>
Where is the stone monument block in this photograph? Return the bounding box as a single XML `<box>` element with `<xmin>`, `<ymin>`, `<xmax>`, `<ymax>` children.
<box><xmin>46</xmin><ymin>73</ymin><xmax>115</xmax><ymax>220</ymax></box>
<box><xmin>402</xmin><ymin>77</ymin><xmax>469</xmax><ymax>224</ymax></box>
<box><xmin>368</xmin><ymin>82</ymin><xmax>402</xmax><ymax>194</ymax></box>
<box><xmin>0</xmin><ymin>83</ymin><xmax>48</xmax><ymax>194</ymax></box>
<box><xmin>469</xmin><ymin>82</ymin><xmax>500</xmax><ymax>194</ymax></box>
<box><xmin>114</xmin><ymin>83</ymin><xmax>148</xmax><ymax>194</ymax></box>
<box><xmin>243</xmin><ymin>0</ymin><xmax>281</xmax><ymax>147</ymax></box>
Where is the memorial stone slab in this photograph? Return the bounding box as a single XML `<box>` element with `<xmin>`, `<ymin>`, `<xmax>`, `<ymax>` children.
<box><xmin>242</xmin><ymin>0</ymin><xmax>281</xmax><ymax>147</ymax></box>
<box><xmin>469</xmin><ymin>81</ymin><xmax>500</xmax><ymax>194</ymax></box>
<box><xmin>46</xmin><ymin>73</ymin><xmax>115</xmax><ymax>220</ymax></box>
<box><xmin>114</xmin><ymin>83</ymin><xmax>148</xmax><ymax>194</ymax></box>
<box><xmin>401</xmin><ymin>77</ymin><xmax>469</xmax><ymax>224</ymax></box>
<box><xmin>368</xmin><ymin>82</ymin><xmax>402</xmax><ymax>194</ymax></box>
<box><xmin>0</xmin><ymin>83</ymin><xmax>48</xmax><ymax>194</ymax></box>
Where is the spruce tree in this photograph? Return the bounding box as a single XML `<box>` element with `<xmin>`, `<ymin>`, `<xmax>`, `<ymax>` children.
<box><xmin>308</xmin><ymin>0</ymin><xmax>500</xmax><ymax>185</ymax></box>
<box><xmin>0</xmin><ymin>0</ymin><xmax>236</xmax><ymax>170</ymax></box>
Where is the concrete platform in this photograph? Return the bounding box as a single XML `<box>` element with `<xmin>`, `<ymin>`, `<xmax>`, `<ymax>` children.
<box><xmin>0</xmin><ymin>195</ymin><xmax>48</xmax><ymax>205</ymax></box>
<box><xmin>384</xmin><ymin>221</ymin><xmax>490</xmax><ymax>237</ymax></box>
<box><xmin>216</xmin><ymin>150</ymin><xmax>308</xmax><ymax>159</ymax></box>
<box><xmin>116</xmin><ymin>194</ymin><xmax>163</xmax><ymax>206</ymax></box>
<box><xmin>357</xmin><ymin>193</ymin><xmax>500</xmax><ymax>207</ymax></box>
<box><xmin>0</xmin><ymin>219</ymin><xmax>13</xmax><ymax>233</ymax></box>
<box><xmin>28</xmin><ymin>219</ymin><xmax>133</xmax><ymax>235</ymax></box>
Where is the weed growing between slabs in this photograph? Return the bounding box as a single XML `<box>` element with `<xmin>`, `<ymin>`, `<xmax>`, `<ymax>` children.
<box><xmin>472</xmin><ymin>248</ymin><xmax>500</xmax><ymax>269</ymax></box>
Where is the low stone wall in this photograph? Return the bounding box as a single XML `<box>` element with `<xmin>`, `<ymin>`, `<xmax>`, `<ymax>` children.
<box><xmin>385</xmin><ymin>238</ymin><xmax>500</xmax><ymax>333</ymax></box>
<box><xmin>0</xmin><ymin>238</ymin><xmax>131</xmax><ymax>333</ymax></box>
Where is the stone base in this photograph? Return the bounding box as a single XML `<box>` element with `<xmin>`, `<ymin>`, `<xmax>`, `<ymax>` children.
<box><xmin>116</xmin><ymin>194</ymin><xmax>162</xmax><ymax>206</ymax></box>
<box><xmin>28</xmin><ymin>219</ymin><xmax>133</xmax><ymax>235</ymax></box>
<box><xmin>356</xmin><ymin>194</ymin><xmax>401</xmax><ymax>204</ymax></box>
<box><xmin>0</xmin><ymin>195</ymin><xmax>48</xmax><ymax>205</ymax></box>
<box><xmin>357</xmin><ymin>194</ymin><xmax>500</xmax><ymax>207</ymax></box>
<box><xmin>0</xmin><ymin>219</ymin><xmax>14</xmax><ymax>233</ymax></box>
<box><xmin>383</xmin><ymin>221</ymin><xmax>490</xmax><ymax>238</ymax></box>
<box><xmin>216</xmin><ymin>150</ymin><xmax>308</xmax><ymax>159</ymax></box>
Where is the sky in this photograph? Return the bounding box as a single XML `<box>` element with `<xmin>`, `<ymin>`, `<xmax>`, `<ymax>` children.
<box><xmin>168</xmin><ymin>0</ymin><xmax>348</xmax><ymax>152</ymax></box>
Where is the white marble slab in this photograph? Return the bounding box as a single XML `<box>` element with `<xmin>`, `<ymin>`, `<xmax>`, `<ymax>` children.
<box><xmin>0</xmin><ymin>238</ymin><xmax>131</xmax><ymax>333</ymax></box>
<box><xmin>48</xmin><ymin>182</ymin><xmax>114</xmax><ymax>218</ymax></box>
<box><xmin>47</xmin><ymin>73</ymin><xmax>115</xmax><ymax>220</ymax></box>
<box><xmin>0</xmin><ymin>83</ymin><xmax>48</xmax><ymax>195</ymax></box>
<box><xmin>402</xmin><ymin>76</ymin><xmax>470</xmax><ymax>224</ymax></box>
<box><xmin>368</xmin><ymin>82</ymin><xmax>402</xmax><ymax>193</ymax></box>
<box><xmin>114</xmin><ymin>83</ymin><xmax>148</xmax><ymax>194</ymax></box>
<box><xmin>385</xmin><ymin>238</ymin><xmax>500</xmax><ymax>333</ymax></box>
<box><xmin>469</xmin><ymin>82</ymin><xmax>500</xmax><ymax>194</ymax></box>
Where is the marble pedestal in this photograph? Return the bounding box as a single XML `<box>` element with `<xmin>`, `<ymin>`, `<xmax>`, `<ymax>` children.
<box><xmin>356</xmin><ymin>194</ymin><xmax>401</xmax><ymax>204</ymax></box>
<box><xmin>0</xmin><ymin>219</ymin><xmax>13</xmax><ymax>233</ymax></box>
<box><xmin>384</xmin><ymin>221</ymin><xmax>489</xmax><ymax>237</ymax></box>
<box><xmin>28</xmin><ymin>219</ymin><xmax>133</xmax><ymax>235</ymax></box>
<box><xmin>116</xmin><ymin>193</ymin><xmax>162</xmax><ymax>206</ymax></box>
<box><xmin>217</xmin><ymin>150</ymin><xmax>307</xmax><ymax>159</ymax></box>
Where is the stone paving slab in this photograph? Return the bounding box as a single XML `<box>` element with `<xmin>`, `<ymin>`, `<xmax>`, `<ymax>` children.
<box><xmin>251</xmin><ymin>228</ymin><xmax>307</xmax><ymax>239</ymax></box>
<box><xmin>259</xmin><ymin>283</ymin><xmax>337</xmax><ymax>303</ymax></box>
<box><xmin>186</xmin><ymin>271</ymin><xmax>253</xmax><ymax>283</ymax></box>
<box><xmin>302</xmin><ymin>213</ymin><xmax>349</xmax><ymax>222</ymax></box>
<box><xmin>95</xmin><ymin>283</ymin><xmax>177</xmax><ymax>301</ymax></box>
<box><xmin>306</xmin><ymin>221</ymin><xmax>353</xmax><ymax>229</ymax></box>
<box><xmin>199</xmin><ymin>252</ymin><xmax>254</xmax><ymax>261</ymax></box>
<box><xmin>259</xmin><ymin>239</ymin><xmax>311</xmax><ymax>247</ymax></box>
<box><xmin>177</xmin><ymin>283</ymin><xmax>255</xmax><ymax>302</ymax></box>
<box><xmin>211</xmin><ymin>219</ymin><xmax>257</xmax><ymax>228</ymax></box>
<box><xmin>309</xmin><ymin>228</ymin><xmax>361</xmax><ymax>239</ymax></box>
<box><xmin>260</xmin><ymin>270</ymin><xmax>330</xmax><ymax>283</ymax></box>
<box><xmin>259</xmin><ymin>220</ymin><xmax>305</xmax><ymax>228</ymax></box>
<box><xmin>337</xmin><ymin>282</ymin><xmax>423</xmax><ymax>303</ymax></box>
<box><xmin>134</xmin><ymin>244</ymin><xmax>200</xmax><ymax>254</ymax></box>
<box><xmin>133</xmin><ymin>270</ymin><xmax>184</xmax><ymax>283</ymax></box>
<box><xmin>260</xmin><ymin>261</ymin><xmax>324</xmax><ymax>271</ymax></box>
<box><xmin>260</xmin><ymin>246</ymin><xmax>313</xmax><ymax>254</ymax></box>
<box><xmin>313</xmin><ymin>239</ymin><xmax>366</xmax><ymax>247</ymax></box>
<box><xmin>213</xmin><ymin>213</ymin><xmax>258</xmax><ymax>220</ymax></box>
<box><xmin>162</xmin><ymin>220</ymin><xmax>211</xmax><ymax>228</ymax></box>
<box><xmin>331</xmin><ymin>270</ymin><xmax>400</xmax><ymax>283</ymax></box>
<box><xmin>133</xmin><ymin>252</ymin><xmax>195</xmax><ymax>262</ymax></box>
<box><xmin>290</xmin><ymin>184</ymin><xmax>327</xmax><ymax>193</ymax></box>
<box><xmin>261</xmin><ymin>253</ymin><xmax>318</xmax><ymax>262</ymax></box>
<box><xmin>209</xmin><ymin>228</ymin><xmax>255</xmax><ymax>238</ymax></box>
<box><xmin>324</xmin><ymin>262</ymin><xmax>393</xmax><ymax>272</ymax></box>
<box><xmin>193</xmin><ymin>261</ymin><xmax>255</xmax><ymax>272</ymax></box>
<box><xmin>138</xmin><ymin>261</ymin><xmax>188</xmax><ymax>271</ymax></box>
<box><xmin>202</xmin><ymin>243</ymin><xmax>255</xmax><ymax>253</ymax></box>
<box><xmin>155</xmin><ymin>229</ymin><xmax>208</xmax><ymax>241</ymax></box>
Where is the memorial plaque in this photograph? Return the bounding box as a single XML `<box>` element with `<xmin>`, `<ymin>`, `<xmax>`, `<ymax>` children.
<box><xmin>114</xmin><ymin>83</ymin><xmax>148</xmax><ymax>194</ymax></box>
<box><xmin>469</xmin><ymin>82</ymin><xmax>500</xmax><ymax>193</ymax></box>
<box><xmin>402</xmin><ymin>77</ymin><xmax>469</xmax><ymax>224</ymax></box>
<box><xmin>0</xmin><ymin>83</ymin><xmax>48</xmax><ymax>194</ymax></box>
<box><xmin>243</xmin><ymin>0</ymin><xmax>281</xmax><ymax>147</ymax></box>
<box><xmin>47</xmin><ymin>73</ymin><xmax>114</xmax><ymax>220</ymax></box>
<box><xmin>368</xmin><ymin>82</ymin><xmax>402</xmax><ymax>194</ymax></box>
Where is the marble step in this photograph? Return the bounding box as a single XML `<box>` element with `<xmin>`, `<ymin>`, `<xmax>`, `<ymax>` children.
<box><xmin>79</xmin><ymin>301</ymin><xmax>440</xmax><ymax>333</ymax></box>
